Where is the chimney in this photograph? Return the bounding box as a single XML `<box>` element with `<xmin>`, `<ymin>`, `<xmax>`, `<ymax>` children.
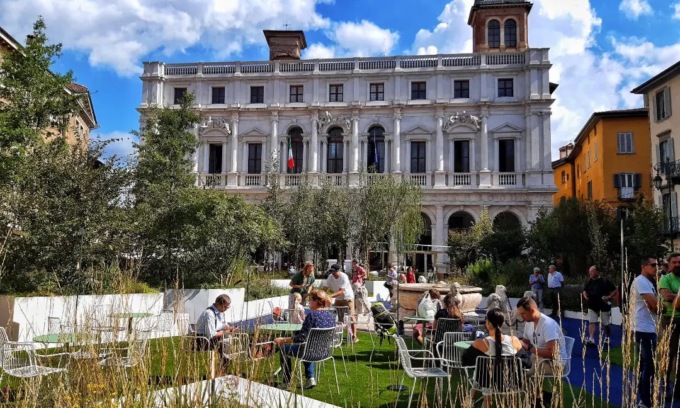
<box><xmin>263</xmin><ymin>30</ymin><xmax>307</xmax><ymax>61</ymax></box>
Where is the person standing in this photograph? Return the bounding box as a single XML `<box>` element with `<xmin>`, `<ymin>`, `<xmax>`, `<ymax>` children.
<box><xmin>547</xmin><ymin>265</ymin><xmax>564</xmax><ymax>318</ymax></box>
<box><xmin>325</xmin><ymin>264</ymin><xmax>359</xmax><ymax>343</ymax></box>
<box><xmin>658</xmin><ymin>252</ymin><xmax>680</xmax><ymax>398</ymax></box>
<box><xmin>528</xmin><ymin>267</ymin><xmax>545</xmax><ymax>308</ymax></box>
<box><xmin>289</xmin><ymin>261</ymin><xmax>315</xmax><ymax>309</ymax></box>
<box><xmin>631</xmin><ymin>256</ymin><xmax>662</xmax><ymax>408</ymax></box>
<box><xmin>582</xmin><ymin>265</ymin><xmax>617</xmax><ymax>345</ymax></box>
<box><xmin>406</xmin><ymin>266</ymin><xmax>416</xmax><ymax>283</ymax></box>
<box><xmin>351</xmin><ymin>260</ymin><xmax>371</xmax><ymax>315</ymax></box>
<box><xmin>384</xmin><ymin>262</ymin><xmax>398</xmax><ymax>300</ymax></box>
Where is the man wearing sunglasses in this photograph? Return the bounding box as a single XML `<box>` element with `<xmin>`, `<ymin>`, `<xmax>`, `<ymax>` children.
<box><xmin>632</xmin><ymin>256</ymin><xmax>662</xmax><ymax>408</ymax></box>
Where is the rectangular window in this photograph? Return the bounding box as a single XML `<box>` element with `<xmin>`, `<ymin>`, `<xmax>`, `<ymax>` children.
<box><xmin>587</xmin><ymin>181</ymin><xmax>593</xmax><ymax>200</ymax></box>
<box><xmin>369</xmin><ymin>83</ymin><xmax>384</xmax><ymax>101</ymax></box>
<box><xmin>411</xmin><ymin>141</ymin><xmax>427</xmax><ymax>173</ymax></box>
<box><xmin>655</xmin><ymin>87</ymin><xmax>672</xmax><ymax>121</ymax></box>
<box><xmin>454</xmin><ymin>80</ymin><xmax>469</xmax><ymax>99</ymax></box>
<box><xmin>247</xmin><ymin>143</ymin><xmax>262</xmax><ymax>174</ymax></box>
<box><xmin>561</xmin><ymin>171</ymin><xmax>566</xmax><ymax>185</ymax></box>
<box><xmin>329</xmin><ymin>84</ymin><xmax>343</xmax><ymax>102</ymax></box>
<box><xmin>327</xmin><ymin>141</ymin><xmax>344</xmax><ymax>173</ymax></box>
<box><xmin>250</xmin><ymin>86</ymin><xmax>264</xmax><ymax>103</ymax></box>
<box><xmin>453</xmin><ymin>140</ymin><xmax>470</xmax><ymax>173</ymax></box>
<box><xmin>618</xmin><ymin>132</ymin><xmax>634</xmax><ymax>154</ymax></box>
<box><xmin>411</xmin><ymin>81</ymin><xmax>427</xmax><ymax>100</ymax></box>
<box><xmin>615</xmin><ymin>173</ymin><xmax>638</xmax><ymax>199</ymax></box>
<box><xmin>289</xmin><ymin>85</ymin><xmax>304</xmax><ymax>103</ymax></box>
<box><xmin>587</xmin><ymin>150</ymin><xmax>591</xmax><ymax>168</ymax></box>
<box><xmin>208</xmin><ymin>144</ymin><xmax>222</xmax><ymax>174</ymax></box>
<box><xmin>594</xmin><ymin>141</ymin><xmax>598</xmax><ymax>161</ymax></box>
<box><xmin>498</xmin><ymin>139</ymin><xmax>515</xmax><ymax>172</ymax></box>
<box><xmin>173</xmin><ymin>87</ymin><xmax>187</xmax><ymax>104</ymax></box>
<box><xmin>498</xmin><ymin>78</ymin><xmax>514</xmax><ymax>97</ymax></box>
<box><xmin>211</xmin><ymin>87</ymin><xmax>225</xmax><ymax>104</ymax></box>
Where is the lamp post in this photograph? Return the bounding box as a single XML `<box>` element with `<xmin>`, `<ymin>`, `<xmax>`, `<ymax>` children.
<box><xmin>654</xmin><ymin>160</ymin><xmax>676</xmax><ymax>251</ymax></box>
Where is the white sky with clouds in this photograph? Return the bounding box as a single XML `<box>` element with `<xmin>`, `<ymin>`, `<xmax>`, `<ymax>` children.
<box><xmin>0</xmin><ymin>0</ymin><xmax>677</xmax><ymax>161</ymax></box>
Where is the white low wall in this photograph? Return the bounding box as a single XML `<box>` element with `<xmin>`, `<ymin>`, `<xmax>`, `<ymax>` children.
<box><xmin>164</xmin><ymin>289</ymin><xmax>288</xmax><ymax>326</ymax></box>
<box><xmin>270</xmin><ymin>279</ymin><xmax>391</xmax><ymax>303</ymax></box>
<box><xmin>0</xmin><ymin>293</ymin><xmax>164</xmax><ymax>343</ymax></box>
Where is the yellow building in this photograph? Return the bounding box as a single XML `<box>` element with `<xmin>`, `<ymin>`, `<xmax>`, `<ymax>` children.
<box><xmin>552</xmin><ymin>108</ymin><xmax>651</xmax><ymax>206</ymax></box>
<box><xmin>0</xmin><ymin>26</ymin><xmax>97</xmax><ymax>146</ymax></box>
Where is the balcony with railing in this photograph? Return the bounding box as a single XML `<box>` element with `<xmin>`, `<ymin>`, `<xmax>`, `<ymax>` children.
<box><xmin>496</xmin><ymin>172</ymin><xmax>523</xmax><ymax>187</ymax></box>
<box><xmin>449</xmin><ymin>173</ymin><xmax>475</xmax><ymax>187</ymax></box>
<box><xmin>663</xmin><ymin>217</ymin><xmax>680</xmax><ymax>236</ymax></box>
<box><xmin>153</xmin><ymin>50</ymin><xmax>544</xmax><ymax>79</ymax></box>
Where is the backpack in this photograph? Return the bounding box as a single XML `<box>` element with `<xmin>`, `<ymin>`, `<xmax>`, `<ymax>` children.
<box><xmin>370</xmin><ymin>302</ymin><xmax>397</xmax><ymax>340</ymax></box>
<box><xmin>417</xmin><ymin>292</ymin><xmax>437</xmax><ymax>319</ymax></box>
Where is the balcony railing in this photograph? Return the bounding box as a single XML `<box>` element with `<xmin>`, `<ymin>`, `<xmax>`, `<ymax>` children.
<box><xmin>283</xmin><ymin>174</ymin><xmax>304</xmax><ymax>187</ymax></box>
<box><xmin>321</xmin><ymin>174</ymin><xmax>347</xmax><ymax>186</ymax></box>
<box><xmin>497</xmin><ymin>173</ymin><xmax>520</xmax><ymax>186</ymax></box>
<box><xmin>406</xmin><ymin>173</ymin><xmax>429</xmax><ymax>187</ymax></box>
<box><xmin>656</xmin><ymin>159</ymin><xmax>680</xmax><ymax>181</ymax></box>
<box><xmin>196</xmin><ymin>173</ymin><xmax>224</xmax><ymax>188</ymax></box>
<box><xmin>663</xmin><ymin>217</ymin><xmax>680</xmax><ymax>235</ymax></box>
<box><xmin>157</xmin><ymin>51</ymin><xmax>539</xmax><ymax>78</ymax></box>
<box><xmin>243</xmin><ymin>174</ymin><xmax>264</xmax><ymax>187</ymax></box>
<box><xmin>450</xmin><ymin>173</ymin><xmax>473</xmax><ymax>186</ymax></box>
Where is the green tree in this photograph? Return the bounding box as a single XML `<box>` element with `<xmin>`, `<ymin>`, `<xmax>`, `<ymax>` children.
<box><xmin>448</xmin><ymin>209</ymin><xmax>494</xmax><ymax>270</ymax></box>
<box><xmin>0</xmin><ymin>18</ymin><xmax>81</xmax><ymax>182</ymax></box>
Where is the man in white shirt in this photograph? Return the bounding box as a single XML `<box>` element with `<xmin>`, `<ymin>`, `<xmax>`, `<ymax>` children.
<box><xmin>517</xmin><ymin>295</ymin><xmax>567</xmax><ymax>375</ymax></box>
<box><xmin>547</xmin><ymin>265</ymin><xmax>564</xmax><ymax>318</ymax></box>
<box><xmin>325</xmin><ymin>264</ymin><xmax>358</xmax><ymax>343</ymax></box>
<box><xmin>632</xmin><ymin>256</ymin><xmax>662</xmax><ymax>408</ymax></box>
<box><xmin>195</xmin><ymin>294</ymin><xmax>238</xmax><ymax>350</ymax></box>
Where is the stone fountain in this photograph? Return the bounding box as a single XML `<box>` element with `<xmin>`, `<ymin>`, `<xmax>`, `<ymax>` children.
<box><xmin>395</xmin><ymin>282</ymin><xmax>483</xmax><ymax>317</ymax></box>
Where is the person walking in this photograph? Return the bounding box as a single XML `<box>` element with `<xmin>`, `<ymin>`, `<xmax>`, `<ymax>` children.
<box><xmin>582</xmin><ymin>265</ymin><xmax>617</xmax><ymax>345</ymax></box>
<box><xmin>325</xmin><ymin>264</ymin><xmax>359</xmax><ymax>343</ymax></box>
<box><xmin>547</xmin><ymin>265</ymin><xmax>564</xmax><ymax>318</ymax></box>
<box><xmin>631</xmin><ymin>256</ymin><xmax>662</xmax><ymax>408</ymax></box>
<box><xmin>658</xmin><ymin>252</ymin><xmax>680</xmax><ymax>398</ymax></box>
<box><xmin>528</xmin><ymin>267</ymin><xmax>545</xmax><ymax>308</ymax></box>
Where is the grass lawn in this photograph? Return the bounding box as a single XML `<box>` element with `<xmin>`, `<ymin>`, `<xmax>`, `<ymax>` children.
<box><xmin>2</xmin><ymin>331</ymin><xmax>620</xmax><ymax>407</ymax></box>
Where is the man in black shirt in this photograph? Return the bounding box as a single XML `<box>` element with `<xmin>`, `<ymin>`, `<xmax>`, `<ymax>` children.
<box><xmin>582</xmin><ymin>265</ymin><xmax>617</xmax><ymax>345</ymax></box>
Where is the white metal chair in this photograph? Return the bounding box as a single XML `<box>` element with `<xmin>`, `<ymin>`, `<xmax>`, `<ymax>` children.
<box><xmin>0</xmin><ymin>342</ymin><xmax>67</xmax><ymax>386</ymax></box>
<box><xmin>536</xmin><ymin>335</ymin><xmax>576</xmax><ymax>403</ymax></box>
<box><xmin>436</xmin><ymin>331</ymin><xmax>474</xmax><ymax>371</ymax></box>
<box><xmin>99</xmin><ymin>333</ymin><xmax>149</xmax><ymax>377</ymax></box>
<box><xmin>0</xmin><ymin>327</ymin><xmax>9</xmax><ymax>343</ymax></box>
<box><xmin>290</xmin><ymin>327</ymin><xmax>339</xmax><ymax>396</ymax></box>
<box><xmin>424</xmin><ymin>318</ymin><xmax>461</xmax><ymax>351</ymax></box>
<box><xmin>464</xmin><ymin>355</ymin><xmax>526</xmax><ymax>408</ymax></box>
<box><xmin>332</xmin><ymin>323</ymin><xmax>349</xmax><ymax>376</ymax></box>
<box><xmin>394</xmin><ymin>335</ymin><xmax>450</xmax><ymax>408</ymax></box>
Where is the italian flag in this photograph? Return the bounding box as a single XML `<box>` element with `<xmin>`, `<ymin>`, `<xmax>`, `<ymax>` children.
<box><xmin>287</xmin><ymin>138</ymin><xmax>295</xmax><ymax>170</ymax></box>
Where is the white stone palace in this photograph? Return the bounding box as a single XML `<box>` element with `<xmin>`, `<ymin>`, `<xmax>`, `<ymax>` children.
<box><xmin>139</xmin><ymin>0</ymin><xmax>556</xmax><ymax>269</ymax></box>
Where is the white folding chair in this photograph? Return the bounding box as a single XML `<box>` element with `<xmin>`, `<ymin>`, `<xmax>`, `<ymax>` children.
<box><xmin>464</xmin><ymin>355</ymin><xmax>526</xmax><ymax>407</ymax></box>
<box><xmin>536</xmin><ymin>335</ymin><xmax>576</xmax><ymax>403</ymax></box>
<box><xmin>394</xmin><ymin>335</ymin><xmax>450</xmax><ymax>408</ymax></box>
<box><xmin>0</xmin><ymin>342</ymin><xmax>67</xmax><ymax>386</ymax></box>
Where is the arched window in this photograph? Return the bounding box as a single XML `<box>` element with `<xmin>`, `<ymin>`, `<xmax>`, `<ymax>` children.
<box><xmin>504</xmin><ymin>19</ymin><xmax>517</xmax><ymax>48</ymax></box>
<box><xmin>488</xmin><ymin>20</ymin><xmax>500</xmax><ymax>48</ymax></box>
<box><xmin>493</xmin><ymin>211</ymin><xmax>521</xmax><ymax>230</ymax></box>
<box><xmin>327</xmin><ymin>127</ymin><xmax>344</xmax><ymax>174</ymax></box>
<box><xmin>367</xmin><ymin>126</ymin><xmax>386</xmax><ymax>173</ymax></box>
<box><xmin>287</xmin><ymin>126</ymin><xmax>304</xmax><ymax>174</ymax></box>
<box><xmin>448</xmin><ymin>211</ymin><xmax>475</xmax><ymax>231</ymax></box>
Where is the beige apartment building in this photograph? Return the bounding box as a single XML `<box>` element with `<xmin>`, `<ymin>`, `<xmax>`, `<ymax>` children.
<box><xmin>632</xmin><ymin>60</ymin><xmax>680</xmax><ymax>250</ymax></box>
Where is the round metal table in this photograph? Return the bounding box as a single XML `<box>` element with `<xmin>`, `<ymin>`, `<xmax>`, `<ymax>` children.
<box><xmin>454</xmin><ymin>340</ymin><xmax>473</xmax><ymax>350</ymax></box>
<box><xmin>258</xmin><ymin>323</ymin><xmax>302</xmax><ymax>332</ymax></box>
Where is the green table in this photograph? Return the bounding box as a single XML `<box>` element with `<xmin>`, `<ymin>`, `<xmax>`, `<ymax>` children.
<box><xmin>258</xmin><ymin>323</ymin><xmax>302</xmax><ymax>333</ymax></box>
<box><xmin>110</xmin><ymin>312</ymin><xmax>153</xmax><ymax>334</ymax></box>
<box><xmin>33</xmin><ymin>332</ymin><xmax>93</xmax><ymax>351</ymax></box>
<box><xmin>454</xmin><ymin>340</ymin><xmax>473</xmax><ymax>350</ymax></box>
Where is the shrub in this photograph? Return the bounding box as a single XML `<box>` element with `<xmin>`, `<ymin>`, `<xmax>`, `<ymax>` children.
<box><xmin>466</xmin><ymin>258</ymin><xmax>494</xmax><ymax>285</ymax></box>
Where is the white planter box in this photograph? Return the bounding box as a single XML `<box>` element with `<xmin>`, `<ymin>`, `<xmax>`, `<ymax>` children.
<box><xmin>0</xmin><ymin>293</ymin><xmax>164</xmax><ymax>343</ymax></box>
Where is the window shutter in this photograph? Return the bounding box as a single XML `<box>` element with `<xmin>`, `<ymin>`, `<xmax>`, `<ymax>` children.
<box><xmin>634</xmin><ymin>173</ymin><xmax>642</xmax><ymax>189</ymax></box>
<box><xmin>673</xmin><ymin>192</ymin><xmax>678</xmax><ymax>218</ymax></box>
<box><xmin>658</xmin><ymin>143</ymin><xmax>663</xmax><ymax>164</ymax></box>
<box><xmin>629</xmin><ymin>133</ymin><xmax>634</xmax><ymax>153</ymax></box>
<box><xmin>665</xmin><ymin>89</ymin><xmax>672</xmax><ymax>117</ymax></box>
<box><xmin>613</xmin><ymin>174</ymin><xmax>620</xmax><ymax>188</ymax></box>
<box><xmin>617</xmin><ymin>133</ymin><xmax>623</xmax><ymax>153</ymax></box>
<box><xmin>671</xmin><ymin>139</ymin><xmax>676</xmax><ymax>162</ymax></box>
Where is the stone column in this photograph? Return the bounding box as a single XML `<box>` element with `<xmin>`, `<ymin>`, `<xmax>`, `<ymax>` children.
<box><xmin>434</xmin><ymin>109</ymin><xmax>446</xmax><ymax>188</ymax></box>
<box><xmin>202</xmin><ymin>143</ymin><xmax>210</xmax><ymax>173</ymax></box>
<box><xmin>479</xmin><ymin>109</ymin><xmax>491</xmax><ymax>188</ymax></box>
<box><xmin>221</xmin><ymin>142</ymin><xmax>227</xmax><ymax>184</ymax></box>
<box><xmin>241</xmin><ymin>142</ymin><xmax>248</xmax><ymax>174</ymax></box>
<box><xmin>310</xmin><ymin>113</ymin><xmax>319</xmax><ymax>173</ymax></box>
<box><xmin>351</xmin><ymin>114</ymin><xmax>359</xmax><ymax>173</ymax></box>
<box><xmin>321</xmin><ymin>140</ymin><xmax>327</xmax><ymax>173</ymax></box>
<box><xmin>271</xmin><ymin>112</ymin><xmax>279</xmax><ymax>172</ymax></box>
<box><xmin>228</xmin><ymin>114</ymin><xmax>239</xmax><ymax>186</ymax></box>
<box><xmin>392</xmin><ymin>109</ymin><xmax>402</xmax><ymax>173</ymax></box>
<box><xmin>302</xmin><ymin>138</ymin><xmax>308</xmax><ymax>173</ymax></box>
<box><xmin>434</xmin><ymin>205</ymin><xmax>446</xmax><ymax>270</ymax></box>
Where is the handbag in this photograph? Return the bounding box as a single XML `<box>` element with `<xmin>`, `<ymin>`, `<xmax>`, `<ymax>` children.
<box><xmin>417</xmin><ymin>293</ymin><xmax>436</xmax><ymax>319</ymax></box>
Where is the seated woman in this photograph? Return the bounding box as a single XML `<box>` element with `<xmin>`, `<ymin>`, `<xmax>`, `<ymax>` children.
<box><xmin>461</xmin><ymin>308</ymin><xmax>522</xmax><ymax>367</ymax></box>
<box><xmin>274</xmin><ymin>289</ymin><xmax>335</xmax><ymax>389</ymax></box>
<box><xmin>414</xmin><ymin>290</ymin><xmax>457</xmax><ymax>345</ymax></box>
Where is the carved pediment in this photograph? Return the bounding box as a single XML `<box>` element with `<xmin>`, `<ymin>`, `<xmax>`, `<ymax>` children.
<box><xmin>443</xmin><ymin>112</ymin><xmax>481</xmax><ymax>132</ymax></box>
<box><xmin>240</xmin><ymin>127</ymin><xmax>268</xmax><ymax>137</ymax></box>
<box><xmin>199</xmin><ymin>116</ymin><xmax>232</xmax><ymax>136</ymax></box>
<box><xmin>403</xmin><ymin>126</ymin><xmax>432</xmax><ymax>135</ymax></box>
<box><xmin>490</xmin><ymin>123</ymin><xmax>523</xmax><ymax>133</ymax></box>
<box><xmin>317</xmin><ymin>111</ymin><xmax>351</xmax><ymax>134</ymax></box>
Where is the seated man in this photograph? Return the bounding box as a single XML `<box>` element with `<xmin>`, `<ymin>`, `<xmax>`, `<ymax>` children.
<box><xmin>516</xmin><ymin>295</ymin><xmax>567</xmax><ymax>375</ymax></box>
<box><xmin>195</xmin><ymin>294</ymin><xmax>238</xmax><ymax>351</ymax></box>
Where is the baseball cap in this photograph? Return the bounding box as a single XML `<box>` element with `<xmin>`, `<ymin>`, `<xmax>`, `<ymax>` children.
<box><xmin>330</xmin><ymin>264</ymin><xmax>341</xmax><ymax>271</ymax></box>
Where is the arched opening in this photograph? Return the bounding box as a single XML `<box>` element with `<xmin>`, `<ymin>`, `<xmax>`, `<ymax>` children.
<box><xmin>327</xmin><ymin>127</ymin><xmax>344</xmax><ymax>174</ymax></box>
<box><xmin>504</xmin><ymin>19</ymin><xmax>517</xmax><ymax>48</ymax></box>
<box><xmin>448</xmin><ymin>211</ymin><xmax>475</xmax><ymax>231</ymax></box>
<box><xmin>488</xmin><ymin>20</ymin><xmax>500</xmax><ymax>48</ymax></box>
<box><xmin>287</xmin><ymin>126</ymin><xmax>304</xmax><ymax>174</ymax></box>
<box><xmin>406</xmin><ymin>213</ymin><xmax>433</xmax><ymax>275</ymax></box>
<box><xmin>367</xmin><ymin>125</ymin><xmax>386</xmax><ymax>173</ymax></box>
<box><xmin>493</xmin><ymin>211</ymin><xmax>521</xmax><ymax>230</ymax></box>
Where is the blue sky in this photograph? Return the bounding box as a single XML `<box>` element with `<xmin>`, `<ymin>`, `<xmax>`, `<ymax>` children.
<box><xmin>1</xmin><ymin>0</ymin><xmax>679</xmax><ymax>160</ymax></box>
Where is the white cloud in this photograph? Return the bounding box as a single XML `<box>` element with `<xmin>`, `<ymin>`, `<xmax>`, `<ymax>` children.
<box><xmin>304</xmin><ymin>20</ymin><xmax>399</xmax><ymax>59</ymax></box>
<box><xmin>0</xmin><ymin>0</ymin><xmax>331</xmax><ymax>76</ymax></box>
<box><xmin>619</xmin><ymin>0</ymin><xmax>653</xmax><ymax>20</ymax></box>
<box><xmin>92</xmin><ymin>131</ymin><xmax>137</xmax><ymax>161</ymax></box>
<box><xmin>673</xmin><ymin>2</ymin><xmax>680</xmax><ymax>19</ymax></box>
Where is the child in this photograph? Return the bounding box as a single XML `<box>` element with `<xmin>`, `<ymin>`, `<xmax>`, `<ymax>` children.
<box><xmin>289</xmin><ymin>293</ymin><xmax>306</xmax><ymax>324</ymax></box>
